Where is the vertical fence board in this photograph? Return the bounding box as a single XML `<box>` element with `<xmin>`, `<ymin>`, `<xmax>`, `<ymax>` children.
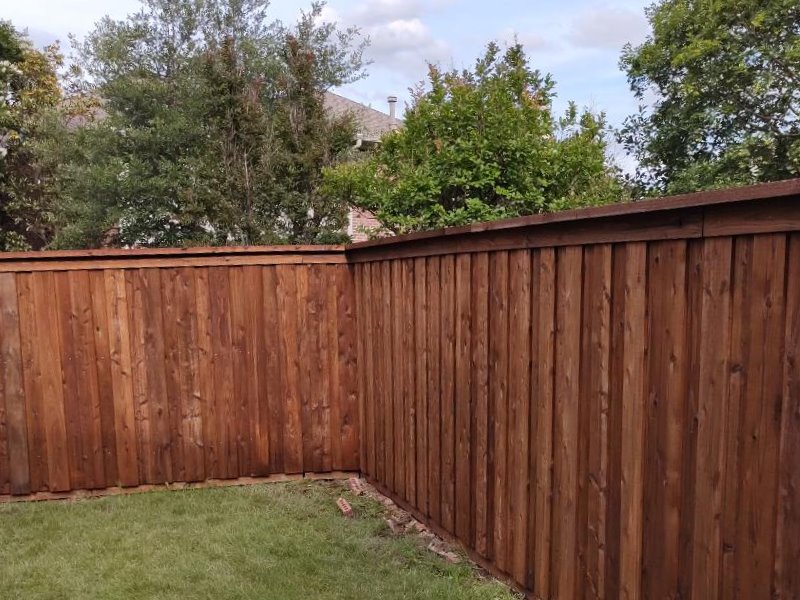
<box><xmin>35</xmin><ymin>272</ymin><xmax>71</xmax><ymax>492</ymax></box>
<box><xmin>489</xmin><ymin>250</ymin><xmax>510</xmax><ymax>572</ymax></box>
<box><xmin>337</xmin><ymin>265</ymin><xmax>359</xmax><ymax>471</ymax></box>
<box><xmin>616</xmin><ymin>243</ymin><xmax>647</xmax><ymax>600</ymax></box>
<box><xmin>643</xmin><ymin>241</ymin><xmax>688</xmax><ymax>600</ymax></box>
<box><xmin>721</xmin><ymin>236</ymin><xmax>751</xmax><ymax>600</ymax></box>
<box><xmin>391</xmin><ymin>260</ymin><xmax>404</xmax><ymax>497</ymax></box>
<box><xmin>427</xmin><ymin>256</ymin><xmax>442</xmax><ymax>524</ymax></box>
<box><xmin>582</xmin><ymin>244</ymin><xmax>612</xmax><ymax>599</ymax></box>
<box><xmin>0</xmin><ymin>274</ymin><xmax>28</xmax><ymax>495</ymax></box>
<box><xmin>528</xmin><ymin>248</ymin><xmax>555</xmax><ymax>596</ymax></box>
<box><xmin>161</xmin><ymin>269</ymin><xmax>188</xmax><ymax>483</ymax></box>
<box><xmin>194</xmin><ymin>269</ymin><xmax>218</xmax><ymax>480</ymax></box>
<box><xmin>454</xmin><ymin>253</ymin><xmax>472</xmax><ymax>544</ymax></box>
<box><xmin>104</xmin><ymin>271</ymin><xmax>138</xmax><ymax>486</ymax></box>
<box><xmin>364</xmin><ymin>263</ymin><xmax>377</xmax><ymax>478</ymax></box>
<box><xmin>690</xmin><ymin>238</ymin><xmax>733</xmax><ymax>599</ymax></box>
<box><xmin>402</xmin><ymin>260</ymin><xmax>416</xmax><ymax>501</ymax></box>
<box><xmin>17</xmin><ymin>274</ymin><xmax>48</xmax><ymax>492</ymax></box>
<box><xmin>414</xmin><ymin>257</ymin><xmax>428</xmax><ymax>512</ymax></box>
<box><xmin>734</xmin><ymin>233</ymin><xmax>786</xmax><ymax>598</ymax></box>
<box><xmin>89</xmin><ymin>270</ymin><xmax>118</xmax><ymax>488</ymax></box>
<box><xmin>508</xmin><ymin>249</ymin><xmax>531</xmax><ymax>584</ymax></box>
<box><xmin>775</xmin><ymin>233</ymin><xmax>800</xmax><ymax>600</ymax></box>
<box><xmin>177</xmin><ymin>267</ymin><xmax>206</xmax><ymax>482</ymax></box>
<box><xmin>551</xmin><ymin>246</ymin><xmax>583</xmax><ymax>597</ymax></box>
<box><xmin>372</xmin><ymin>263</ymin><xmax>385</xmax><ymax>483</ymax></box>
<box><xmin>276</xmin><ymin>265</ymin><xmax>303</xmax><ymax>475</ymax></box>
<box><xmin>262</xmin><ymin>266</ymin><xmax>283</xmax><ymax>475</ymax></box>
<box><xmin>440</xmin><ymin>254</ymin><xmax>456</xmax><ymax>533</ymax></box>
<box><xmin>471</xmin><ymin>252</ymin><xmax>490</xmax><ymax>557</ymax></box>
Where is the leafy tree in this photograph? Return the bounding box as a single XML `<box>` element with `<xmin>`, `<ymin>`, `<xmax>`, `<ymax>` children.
<box><xmin>620</xmin><ymin>0</ymin><xmax>800</xmax><ymax>194</ymax></box>
<box><xmin>0</xmin><ymin>22</ymin><xmax>63</xmax><ymax>250</ymax></box>
<box><xmin>323</xmin><ymin>42</ymin><xmax>623</xmax><ymax>234</ymax></box>
<box><xmin>49</xmin><ymin>0</ymin><xmax>365</xmax><ymax>248</ymax></box>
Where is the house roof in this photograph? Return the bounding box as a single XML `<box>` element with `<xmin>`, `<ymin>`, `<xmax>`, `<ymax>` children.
<box><xmin>324</xmin><ymin>91</ymin><xmax>402</xmax><ymax>143</ymax></box>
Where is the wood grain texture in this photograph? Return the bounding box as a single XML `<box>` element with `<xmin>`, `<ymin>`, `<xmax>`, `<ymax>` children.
<box><xmin>354</xmin><ymin>193</ymin><xmax>799</xmax><ymax>599</ymax></box>
<box><xmin>0</xmin><ymin>261</ymin><xmax>357</xmax><ymax>497</ymax></box>
<box><xmin>3</xmin><ymin>187</ymin><xmax>800</xmax><ymax>600</ymax></box>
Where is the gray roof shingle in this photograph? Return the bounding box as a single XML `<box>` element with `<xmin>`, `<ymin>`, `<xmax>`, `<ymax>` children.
<box><xmin>324</xmin><ymin>92</ymin><xmax>402</xmax><ymax>143</ymax></box>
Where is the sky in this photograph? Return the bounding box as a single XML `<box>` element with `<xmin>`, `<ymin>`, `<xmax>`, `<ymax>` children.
<box><xmin>6</xmin><ymin>0</ymin><xmax>653</xmax><ymax>165</ymax></box>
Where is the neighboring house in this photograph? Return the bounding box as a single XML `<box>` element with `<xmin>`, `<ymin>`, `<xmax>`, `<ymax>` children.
<box><xmin>324</xmin><ymin>92</ymin><xmax>402</xmax><ymax>242</ymax></box>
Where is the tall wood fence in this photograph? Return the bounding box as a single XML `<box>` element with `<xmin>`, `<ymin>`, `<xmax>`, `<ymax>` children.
<box><xmin>0</xmin><ymin>247</ymin><xmax>358</xmax><ymax>497</ymax></box>
<box><xmin>348</xmin><ymin>180</ymin><xmax>800</xmax><ymax>599</ymax></box>
<box><xmin>0</xmin><ymin>180</ymin><xmax>798</xmax><ymax>598</ymax></box>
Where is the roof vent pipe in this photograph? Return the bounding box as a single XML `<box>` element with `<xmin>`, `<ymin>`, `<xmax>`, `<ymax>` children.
<box><xmin>387</xmin><ymin>96</ymin><xmax>398</xmax><ymax>119</ymax></box>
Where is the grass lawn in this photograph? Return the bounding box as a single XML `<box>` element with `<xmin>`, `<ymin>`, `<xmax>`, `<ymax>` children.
<box><xmin>0</xmin><ymin>481</ymin><xmax>515</xmax><ymax>600</ymax></box>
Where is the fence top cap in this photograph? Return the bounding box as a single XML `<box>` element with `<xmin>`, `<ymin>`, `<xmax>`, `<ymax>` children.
<box><xmin>345</xmin><ymin>177</ymin><xmax>800</xmax><ymax>253</ymax></box>
<box><xmin>0</xmin><ymin>244</ymin><xmax>346</xmax><ymax>263</ymax></box>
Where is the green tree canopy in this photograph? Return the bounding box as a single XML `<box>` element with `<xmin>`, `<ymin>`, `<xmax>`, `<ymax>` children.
<box><xmin>323</xmin><ymin>42</ymin><xmax>623</xmax><ymax>235</ymax></box>
<box><xmin>48</xmin><ymin>0</ymin><xmax>366</xmax><ymax>248</ymax></box>
<box><xmin>0</xmin><ymin>22</ymin><xmax>63</xmax><ymax>250</ymax></box>
<box><xmin>620</xmin><ymin>0</ymin><xmax>800</xmax><ymax>194</ymax></box>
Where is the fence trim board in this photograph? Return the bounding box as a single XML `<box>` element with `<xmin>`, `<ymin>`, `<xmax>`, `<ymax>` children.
<box><xmin>346</xmin><ymin>178</ymin><xmax>800</xmax><ymax>255</ymax></box>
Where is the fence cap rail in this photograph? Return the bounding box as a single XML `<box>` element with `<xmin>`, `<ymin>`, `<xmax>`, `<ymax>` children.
<box><xmin>0</xmin><ymin>244</ymin><xmax>345</xmax><ymax>262</ymax></box>
<box><xmin>344</xmin><ymin>177</ymin><xmax>800</xmax><ymax>254</ymax></box>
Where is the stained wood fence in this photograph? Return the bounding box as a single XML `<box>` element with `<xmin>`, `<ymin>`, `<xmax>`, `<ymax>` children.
<box><xmin>0</xmin><ymin>247</ymin><xmax>358</xmax><ymax>497</ymax></box>
<box><xmin>0</xmin><ymin>180</ymin><xmax>798</xmax><ymax>599</ymax></box>
<box><xmin>348</xmin><ymin>179</ymin><xmax>800</xmax><ymax>599</ymax></box>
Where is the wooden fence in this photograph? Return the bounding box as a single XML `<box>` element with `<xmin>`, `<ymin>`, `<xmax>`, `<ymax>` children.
<box><xmin>0</xmin><ymin>180</ymin><xmax>798</xmax><ymax>598</ymax></box>
<box><xmin>0</xmin><ymin>247</ymin><xmax>358</xmax><ymax>497</ymax></box>
<box><xmin>348</xmin><ymin>180</ymin><xmax>800</xmax><ymax>599</ymax></box>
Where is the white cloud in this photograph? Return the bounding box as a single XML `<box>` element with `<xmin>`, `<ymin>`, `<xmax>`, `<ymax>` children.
<box><xmin>351</xmin><ymin>0</ymin><xmax>455</xmax><ymax>26</ymax></box>
<box><xmin>568</xmin><ymin>6</ymin><xmax>649</xmax><ymax>51</ymax></box>
<box><xmin>338</xmin><ymin>0</ymin><xmax>453</xmax><ymax>77</ymax></box>
<box><xmin>366</xmin><ymin>18</ymin><xmax>450</xmax><ymax>73</ymax></box>
<box><xmin>498</xmin><ymin>28</ymin><xmax>552</xmax><ymax>52</ymax></box>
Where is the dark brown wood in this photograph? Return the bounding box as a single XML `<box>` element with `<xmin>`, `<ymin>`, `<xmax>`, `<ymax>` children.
<box><xmin>507</xmin><ymin>249</ymin><xmax>531</xmax><ymax>584</ymax></box>
<box><xmin>2</xmin><ymin>182</ymin><xmax>799</xmax><ymax>600</ymax></box>
<box><xmin>776</xmin><ymin>233</ymin><xmax>800</xmax><ymax>600</ymax></box>
<box><xmin>643</xmin><ymin>241</ymin><xmax>688</xmax><ymax>599</ymax></box>
<box><xmin>551</xmin><ymin>246</ymin><xmax>583</xmax><ymax>597</ymax></box>
<box><xmin>690</xmin><ymin>238</ymin><xmax>733</xmax><ymax>599</ymax></box>
<box><xmin>336</xmin><ymin>265</ymin><xmax>359</xmax><ymax>471</ymax></box>
<box><xmin>528</xmin><ymin>248</ymin><xmax>555</xmax><ymax>596</ymax></box>
<box><xmin>734</xmin><ymin>234</ymin><xmax>786</xmax><ymax>598</ymax></box>
<box><xmin>347</xmin><ymin>208</ymin><xmax>705</xmax><ymax>263</ymax></box>
<box><xmin>440</xmin><ymin>254</ymin><xmax>456</xmax><ymax>533</ymax></box>
<box><xmin>0</xmin><ymin>258</ymin><xmax>359</xmax><ymax>498</ymax></box>
<box><xmin>489</xmin><ymin>251</ymin><xmax>510</xmax><ymax>572</ymax></box>
<box><xmin>0</xmin><ymin>273</ymin><xmax>28</xmax><ymax>495</ymax></box>
<box><xmin>413</xmin><ymin>257</ymin><xmax>428</xmax><ymax>512</ymax></box>
<box><xmin>454</xmin><ymin>253</ymin><xmax>472</xmax><ymax>544</ymax></box>
<box><xmin>427</xmin><ymin>256</ymin><xmax>442</xmax><ymax>524</ymax></box>
<box><xmin>390</xmin><ymin>260</ymin><xmax>403</xmax><ymax>498</ymax></box>
<box><xmin>471</xmin><ymin>253</ymin><xmax>490</xmax><ymax>557</ymax></box>
<box><xmin>581</xmin><ymin>244</ymin><xmax>612</xmax><ymax>599</ymax></box>
<box><xmin>348</xmin><ymin>179</ymin><xmax>800</xmax><ymax>250</ymax></box>
<box><xmin>616</xmin><ymin>243</ymin><xmax>647</xmax><ymax>600</ymax></box>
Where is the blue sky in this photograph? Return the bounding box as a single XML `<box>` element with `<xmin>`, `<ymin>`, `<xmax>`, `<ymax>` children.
<box><xmin>6</xmin><ymin>0</ymin><xmax>653</xmax><ymax>164</ymax></box>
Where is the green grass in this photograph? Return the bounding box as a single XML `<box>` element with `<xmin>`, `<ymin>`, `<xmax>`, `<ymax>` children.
<box><xmin>0</xmin><ymin>481</ymin><xmax>515</xmax><ymax>600</ymax></box>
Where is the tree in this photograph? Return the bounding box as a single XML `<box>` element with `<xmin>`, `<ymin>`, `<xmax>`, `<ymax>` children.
<box><xmin>620</xmin><ymin>0</ymin><xmax>800</xmax><ymax>194</ymax></box>
<box><xmin>323</xmin><ymin>42</ymin><xmax>623</xmax><ymax>235</ymax></box>
<box><xmin>49</xmin><ymin>0</ymin><xmax>365</xmax><ymax>248</ymax></box>
<box><xmin>0</xmin><ymin>22</ymin><xmax>63</xmax><ymax>250</ymax></box>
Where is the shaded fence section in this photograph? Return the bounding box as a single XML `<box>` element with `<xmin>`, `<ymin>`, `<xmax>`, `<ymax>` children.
<box><xmin>0</xmin><ymin>247</ymin><xmax>358</xmax><ymax>497</ymax></box>
<box><xmin>348</xmin><ymin>180</ymin><xmax>800</xmax><ymax>599</ymax></box>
